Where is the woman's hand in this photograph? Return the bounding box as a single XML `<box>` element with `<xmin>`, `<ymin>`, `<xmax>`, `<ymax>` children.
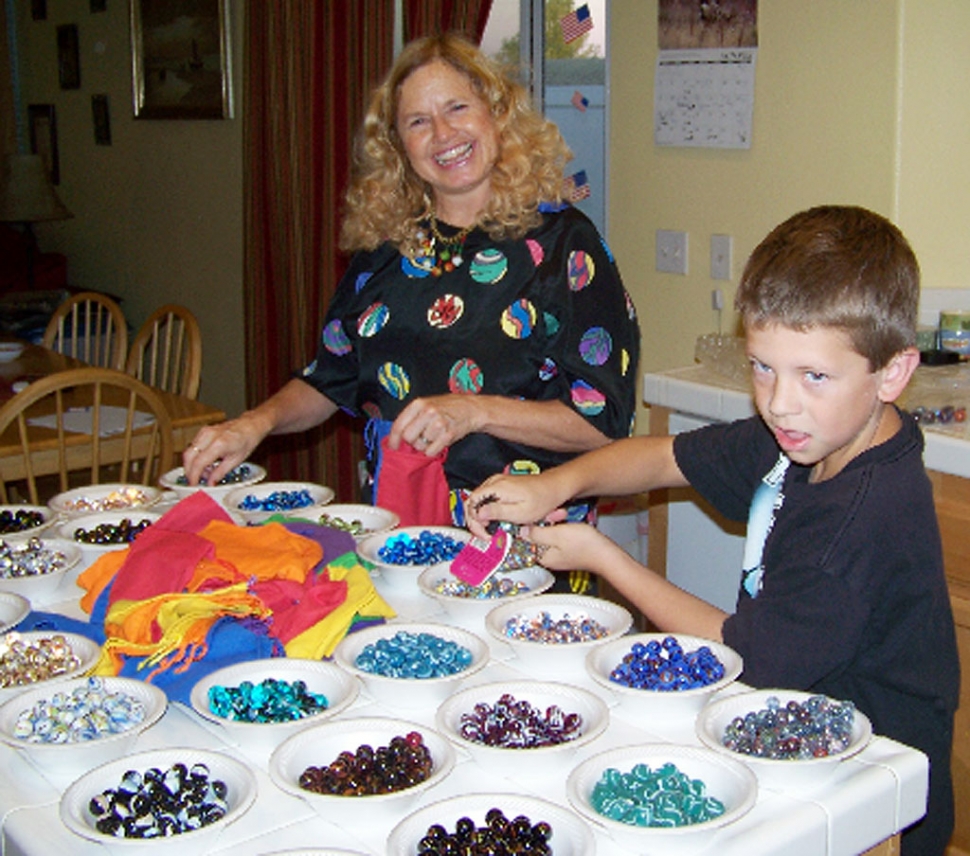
<box><xmin>387</xmin><ymin>394</ymin><xmax>484</xmax><ymax>457</ymax></box>
<box><xmin>182</xmin><ymin>414</ymin><xmax>267</xmax><ymax>486</ymax></box>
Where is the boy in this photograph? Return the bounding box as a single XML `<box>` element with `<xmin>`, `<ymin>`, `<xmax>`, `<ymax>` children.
<box><xmin>467</xmin><ymin>206</ymin><xmax>959</xmax><ymax>855</ymax></box>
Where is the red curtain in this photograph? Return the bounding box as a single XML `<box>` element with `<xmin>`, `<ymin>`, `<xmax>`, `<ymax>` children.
<box><xmin>244</xmin><ymin>1</ymin><xmax>394</xmax><ymax>502</ymax></box>
<box><xmin>403</xmin><ymin>0</ymin><xmax>493</xmax><ymax>41</ymax></box>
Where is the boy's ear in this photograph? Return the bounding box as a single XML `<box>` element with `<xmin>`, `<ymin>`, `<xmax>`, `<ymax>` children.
<box><xmin>878</xmin><ymin>347</ymin><xmax>920</xmax><ymax>402</ymax></box>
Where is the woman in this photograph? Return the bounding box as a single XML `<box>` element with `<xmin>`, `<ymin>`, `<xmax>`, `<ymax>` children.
<box><xmin>185</xmin><ymin>32</ymin><xmax>639</xmax><ymax>536</ymax></box>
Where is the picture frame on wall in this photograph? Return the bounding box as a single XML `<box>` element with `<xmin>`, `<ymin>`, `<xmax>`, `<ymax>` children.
<box><xmin>92</xmin><ymin>95</ymin><xmax>112</xmax><ymax>145</ymax></box>
<box><xmin>31</xmin><ymin>0</ymin><xmax>47</xmax><ymax>21</ymax></box>
<box><xmin>130</xmin><ymin>0</ymin><xmax>233</xmax><ymax>119</ymax></box>
<box><xmin>57</xmin><ymin>24</ymin><xmax>81</xmax><ymax>90</ymax></box>
<box><xmin>28</xmin><ymin>104</ymin><xmax>60</xmax><ymax>185</ymax></box>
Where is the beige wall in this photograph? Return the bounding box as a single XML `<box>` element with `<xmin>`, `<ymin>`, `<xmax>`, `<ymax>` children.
<box><xmin>610</xmin><ymin>0</ymin><xmax>970</xmax><ymax>432</ymax></box>
<box><xmin>12</xmin><ymin>0</ymin><xmax>246</xmax><ymax>417</ymax></box>
<box><xmin>13</xmin><ymin>1</ymin><xmax>970</xmax><ymax>430</ymax></box>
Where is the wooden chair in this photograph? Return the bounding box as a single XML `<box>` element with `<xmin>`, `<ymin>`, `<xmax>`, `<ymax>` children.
<box><xmin>0</xmin><ymin>367</ymin><xmax>174</xmax><ymax>504</ymax></box>
<box><xmin>125</xmin><ymin>304</ymin><xmax>203</xmax><ymax>399</ymax></box>
<box><xmin>41</xmin><ymin>291</ymin><xmax>129</xmax><ymax>371</ymax></box>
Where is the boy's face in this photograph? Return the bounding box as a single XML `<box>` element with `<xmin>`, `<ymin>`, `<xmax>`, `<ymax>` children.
<box><xmin>746</xmin><ymin>323</ymin><xmax>899</xmax><ymax>481</ymax></box>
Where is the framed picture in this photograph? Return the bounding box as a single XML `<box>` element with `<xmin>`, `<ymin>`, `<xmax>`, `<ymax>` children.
<box><xmin>130</xmin><ymin>0</ymin><xmax>233</xmax><ymax>119</ymax></box>
<box><xmin>28</xmin><ymin>104</ymin><xmax>60</xmax><ymax>185</ymax></box>
<box><xmin>90</xmin><ymin>0</ymin><xmax>107</xmax><ymax>12</ymax></box>
<box><xmin>31</xmin><ymin>0</ymin><xmax>47</xmax><ymax>21</ymax></box>
<box><xmin>92</xmin><ymin>95</ymin><xmax>112</xmax><ymax>145</ymax></box>
<box><xmin>57</xmin><ymin>24</ymin><xmax>81</xmax><ymax>90</ymax></box>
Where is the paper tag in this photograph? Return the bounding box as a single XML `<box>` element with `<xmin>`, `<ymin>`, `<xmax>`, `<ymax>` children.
<box><xmin>450</xmin><ymin>527</ymin><xmax>511</xmax><ymax>587</ymax></box>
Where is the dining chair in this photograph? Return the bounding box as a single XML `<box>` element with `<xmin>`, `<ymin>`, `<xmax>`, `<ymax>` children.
<box><xmin>125</xmin><ymin>304</ymin><xmax>203</xmax><ymax>399</ymax></box>
<box><xmin>41</xmin><ymin>291</ymin><xmax>129</xmax><ymax>371</ymax></box>
<box><xmin>0</xmin><ymin>367</ymin><xmax>174</xmax><ymax>504</ymax></box>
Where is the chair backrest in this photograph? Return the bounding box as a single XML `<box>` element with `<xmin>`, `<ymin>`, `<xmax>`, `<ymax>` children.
<box><xmin>0</xmin><ymin>367</ymin><xmax>174</xmax><ymax>504</ymax></box>
<box><xmin>125</xmin><ymin>304</ymin><xmax>202</xmax><ymax>399</ymax></box>
<box><xmin>41</xmin><ymin>291</ymin><xmax>129</xmax><ymax>371</ymax></box>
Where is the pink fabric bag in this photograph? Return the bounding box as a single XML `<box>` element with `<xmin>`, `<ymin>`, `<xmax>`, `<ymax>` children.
<box><xmin>375</xmin><ymin>436</ymin><xmax>451</xmax><ymax>527</ymax></box>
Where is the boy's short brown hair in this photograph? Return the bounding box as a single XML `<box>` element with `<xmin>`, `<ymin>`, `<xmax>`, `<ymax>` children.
<box><xmin>735</xmin><ymin>206</ymin><xmax>919</xmax><ymax>370</ymax></box>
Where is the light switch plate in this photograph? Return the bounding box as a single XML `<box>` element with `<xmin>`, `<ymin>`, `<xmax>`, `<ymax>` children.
<box><xmin>656</xmin><ymin>229</ymin><xmax>688</xmax><ymax>275</ymax></box>
<box><xmin>711</xmin><ymin>234</ymin><xmax>732</xmax><ymax>280</ymax></box>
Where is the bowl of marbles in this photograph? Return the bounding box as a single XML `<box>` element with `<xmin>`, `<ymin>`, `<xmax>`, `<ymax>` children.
<box><xmin>331</xmin><ymin>621</ymin><xmax>489</xmax><ymax>709</ymax></box>
<box><xmin>434</xmin><ymin>679</ymin><xmax>610</xmax><ymax>779</ymax></box>
<box><xmin>585</xmin><ymin>633</ymin><xmax>743</xmax><ymax>722</ymax></box>
<box><xmin>54</xmin><ymin>509</ymin><xmax>163</xmax><ymax>559</ymax></box>
<box><xmin>417</xmin><ymin>562</ymin><xmax>555</xmax><ymax>631</ymax></box>
<box><xmin>0</xmin><ymin>675</ymin><xmax>167</xmax><ymax>780</ymax></box>
<box><xmin>268</xmin><ymin>715</ymin><xmax>456</xmax><ymax>826</ymax></box>
<box><xmin>0</xmin><ymin>536</ymin><xmax>83</xmax><ymax>607</ymax></box>
<box><xmin>223</xmin><ymin>481</ymin><xmax>335</xmax><ymax>525</ymax></box>
<box><xmin>0</xmin><ymin>592</ymin><xmax>29</xmax><ymax>634</ymax></box>
<box><xmin>59</xmin><ymin>746</ymin><xmax>257</xmax><ymax>856</ymax></box>
<box><xmin>387</xmin><ymin>791</ymin><xmax>596</xmax><ymax>856</ymax></box>
<box><xmin>189</xmin><ymin>657</ymin><xmax>360</xmax><ymax>756</ymax></box>
<box><xmin>483</xmin><ymin>593</ymin><xmax>634</xmax><ymax>678</ymax></box>
<box><xmin>299</xmin><ymin>503</ymin><xmax>400</xmax><ymax>540</ymax></box>
<box><xmin>565</xmin><ymin>743</ymin><xmax>758</xmax><ymax>855</ymax></box>
<box><xmin>695</xmin><ymin>688</ymin><xmax>873</xmax><ymax>789</ymax></box>
<box><xmin>48</xmin><ymin>483</ymin><xmax>163</xmax><ymax>518</ymax></box>
<box><xmin>159</xmin><ymin>462</ymin><xmax>268</xmax><ymax>501</ymax></box>
<box><xmin>0</xmin><ymin>505</ymin><xmax>56</xmax><ymax>540</ymax></box>
<box><xmin>0</xmin><ymin>630</ymin><xmax>102</xmax><ymax>704</ymax></box>
<box><xmin>355</xmin><ymin>525</ymin><xmax>471</xmax><ymax>591</ymax></box>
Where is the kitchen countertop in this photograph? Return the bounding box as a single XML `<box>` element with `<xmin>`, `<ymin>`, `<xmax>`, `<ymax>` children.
<box><xmin>643</xmin><ymin>362</ymin><xmax>970</xmax><ymax>478</ymax></box>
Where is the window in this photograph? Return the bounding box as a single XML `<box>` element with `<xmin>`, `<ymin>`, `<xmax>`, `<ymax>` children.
<box><xmin>481</xmin><ymin>0</ymin><xmax>609</xmax><ymax>235</ymax></box>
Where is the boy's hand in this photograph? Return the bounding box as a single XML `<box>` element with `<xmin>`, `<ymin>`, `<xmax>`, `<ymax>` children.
<box><xmin>466</xmin><ymin>473</ymin><xmax>567</xmax><ymax>538</ymax></box>
<box><xmin>520</xmin><ymin>522</ymin><xmax>610</xmax><ymax>573</ymax></box>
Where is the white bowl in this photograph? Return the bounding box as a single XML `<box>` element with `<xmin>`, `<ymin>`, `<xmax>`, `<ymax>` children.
<box><xmin>0</xmin><ymin>504</ymin><xmax>56</xmax><ymax>539</ymax></box>
<box><xmin>261</xmin><ymin>851</ymin><xmax>368</xmax><ymax>856</ymax></box>
<box><xmin>0</xmin><ymin>537</ymin><xmax>83</xmax><ymax>606</ymax></box>
<box><xmin>60</xmin><ymin>746</ymin><xmax>257</xmax><ymax>856</ymax></box>
<box><xmin>695</xmin><ymin>688</ymin><xmax>873</xmax><ymax>789</ymax></box>
<box><xmin>0</xmin><ymin>341</ymin><xmax>25</xmax><ymax>363</ymax></box>
<box><xmin>48</xmin><ymin>483</ymin><xmax>163</xmax><ymax>517</ymax></box>
<box><xmin>189</xmin><ymin>657</ymin><xmax>360</xmax><ymax>754</ymax></box>
<box><xmin>387</xmin><ymin>791</ymin><xmax>595</xmax><ymax>856</ymax></box>
<box><xmin>435</xmin><ymin>679</ymin><xmax>609</xmax><ymax>778</ymax></box>
<box><xmin>158</xmin><ymin>462</ymin><xmax>267</xmax><ymax>501</ymax></box>
<box><xmin>268</xmin><ymin>715</ymin><xmax>456</xmax><ymax>826</ymax></box>
<box><xmin>0</xmin><ymin>592</ymin><xmax>30</xmax><ymax>633</ymax></box>
<box><xmin>355</xmin><ymin>525</ymin><xmax>471</xmax><ymax>591</ymax></box>
<box><xmin>332</xmin><ymin>621</ymin><xmax>489</xmax><ymax>709</ymax></box>
<box><xmin>305</xmin><ymin>503</ymin><xmax>400</xmax><ymax>539</ymax></box>
<box><xmin>484</xmin><ymin>593</ymin><xmax>634</xmax><ymax>678</ymax></box>
<box><xmin>224</xmin><ymin>481</ymin><xmax>335</xmax><ymax>524</ymax></box>
<box><xmin>566</xmin><ymin>743</ymin><xmax>758</xmax><ymax>855</ymax></box>
<box><xmin>0</xmin><ymin>630</ymin><xmax>102</xmax><ymax>704</ymax></box>
<box><xmin>0</xmin><ymin>676</ymin><xmax>167</xmax><ymax>777</ymax></box>
<box><xmin>54</xmin><ymin>509</ymin><xmax>163</xmax><ymax>557</ymax></box>
<box><xmin>417</xmin><ymin>563</ymin><xmax>555</xmax><ymax>631</ymax></box>
<box><xmin>586</xmin><ymin>633</ymin><xmax>743</xmax><ymax>721</ymax></box>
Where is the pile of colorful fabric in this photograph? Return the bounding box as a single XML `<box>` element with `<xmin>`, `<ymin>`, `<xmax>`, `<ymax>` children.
<box><xmin>24</xmin><ymin>492</ymin><xmax>395</xmax><ymax>703</ymax></box>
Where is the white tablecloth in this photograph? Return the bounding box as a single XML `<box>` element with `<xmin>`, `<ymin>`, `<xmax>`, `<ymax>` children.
<box><xmin>0</xmin><ymin>555</ymin><xmax>927</xmax><ymax>855</ymax></box>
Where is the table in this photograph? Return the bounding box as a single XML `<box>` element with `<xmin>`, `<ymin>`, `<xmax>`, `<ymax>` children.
<box><xmin>0</xmin><ymin>343</ymin><xmax>226</xmax><ymax>480</ymax></box>
<box><xmin>0</xmin><ymin>545</ymin><xmax>926</xmax><ymax>856</ymax></box>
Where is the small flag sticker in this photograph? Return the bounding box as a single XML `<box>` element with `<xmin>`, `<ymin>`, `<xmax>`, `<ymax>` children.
<box><xmin>560</xmin><ymin>4</ymin><xmax>593</xmax><ymax>44</ymax></box>
<box><xmin>567</xmin><ymin>169</ymin><xmax>591</xmax><ymax>202</ymax></box>
<box><xmin>571</xmin><ymin>90</ymin><xmax>589</xmax><ymax>112</ymax></box>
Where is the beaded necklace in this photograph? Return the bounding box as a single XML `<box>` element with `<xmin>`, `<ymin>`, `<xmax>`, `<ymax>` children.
<box><xmin>416</xmin><ymin>212</ymin><xmax>474</xmax><ymax>276</ymax></box>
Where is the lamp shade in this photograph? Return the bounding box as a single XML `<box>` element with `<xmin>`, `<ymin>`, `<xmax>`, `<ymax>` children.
<box><xmin>0</xmin><ymin>154</ymin><xmax>73</xmax><ymax>223</ymax></box>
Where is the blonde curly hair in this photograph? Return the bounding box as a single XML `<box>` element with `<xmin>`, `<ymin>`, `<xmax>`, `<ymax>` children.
<box><xmin>339</xmin><ymin>33</ymin><xmax>573</xmax><ymax>257</ymax></box>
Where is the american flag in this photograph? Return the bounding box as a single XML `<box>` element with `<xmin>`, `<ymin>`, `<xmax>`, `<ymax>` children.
<box><xmin>571</xmin><ymin>90</ymin><xmax>589</xmax><ymax>112</ymax></box>
<box><xmin>567</xmin><ymin>170</ymin><xmax>591</xmax><ymax>202</ymax></box>
<box><xmin>560</xmin><ymin>4</ymin><xmax>593</xmax><ymax>44</ymax></box>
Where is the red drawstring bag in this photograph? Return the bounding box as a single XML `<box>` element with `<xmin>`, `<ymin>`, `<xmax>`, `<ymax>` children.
<box><xmin>374</xmin><ymin>436</ymin><xmax>452</xmax><ymax>527</ymax></box>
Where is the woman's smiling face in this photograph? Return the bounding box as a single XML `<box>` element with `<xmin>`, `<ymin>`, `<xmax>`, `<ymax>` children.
<box><xmin>396</xmin><ymin>59</ymin><xmax>499</xmax><ymax>224</ymax></box>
